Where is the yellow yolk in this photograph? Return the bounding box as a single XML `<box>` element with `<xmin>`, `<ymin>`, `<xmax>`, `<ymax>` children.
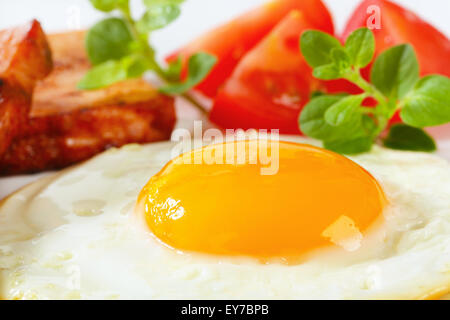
<box><xmin>137</xmin><ymin>140</ymin><xmax>386</xmax><ymax>259</ymax></box>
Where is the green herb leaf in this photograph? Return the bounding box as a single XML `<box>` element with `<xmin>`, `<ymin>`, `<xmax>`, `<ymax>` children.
<box><xmin>310</xmin><ymin>90</ymin><xmax>326</xmax><ymax>99</ymax></box>
<box><xmin>383</xmin><ymin>124</ymin><xmax>436</xmax><ymax>152</ymax></box>
<box><xmin>370</xmin><ymin>44</ymin><xmax>419</xmax><ymax>100</ymax></box>
<box><xmin>324</xmin><ymin>136</ymin><xmax>373</xmax><ymax>155</ymax></box>
<box><xmin>300</xmin><ymin>30</ymin><xmax>342</xmax><ymax>68</ymax></box>
<box><xmin>84</xmin><ymin>0</ymin><xmax>211</xmax><ymax>93</ymax></box>
<box><xmin>331</xmin><ymin>48</ymin><xmax>351</xmax><ymax>72</ymax></box>
<box><xmin>300</xmin><ymin>95</ymin><xmax>344</xmax><ymax>139</ymax></box>
<box><xmin>89</xmin><ymin>0</ymin><xmax>129</xmax><ymax>12</ymax></box>
<box><xmin>137</xmin><ymin>3</ymin><xmax>181</xmax><ymax>32</ymax></box>
<box><xmin>298</xmin><ymin>27</ymin><xmax>450</xmax><ymax>156</ymax></box>
<box><xmin>160</xmin><ymin>52</ymin><xmax>216</xmax><ymax>94</ymax></box>
<box><xmin>164</xmin><ymin>56</ymin><xmax>183</xmax><ymax>81</ymax></box>
<box><xmin>299</xmin><ymin>95</ymin><xmax>367</xmax><ymax>141</ymax></box>
<box><xmin>85</xmin><ymin>17</ymin><xmax>133</xmax><ymax>65</ymax></box>
<box><xmin>77</xmin><ymin>60</ymin><xmax>128</xmax><ymax>90</ymax></box>
<box><xmin>77</xmin><ymin>55</ymin><xmax>148</xmax><ymax>90</ymax></box>
<box><xmin>126</xmin><ymin>55</ymin><xmax>151</xmax><ymax>78</ymax></box>
<box><xmin>361</xmin><ymin>114</ymin><xmax>377</xmax><ymax>134</ymax></box>
<box><xmin>400</xmin><ymin>75</ymin><xmax>450</xmax><ymax>127</ymax></box>
<box><xmin>324</xmin><ymin>94</ymin><xmax>365</xmax><ymax>126</ymax></box>
<box><xmin>345</xmin><ymin>27</ymin><xmax>375</xmax><ymax>68</ymax></box>
<box><xmin>312</xmin><ymin>64</ymin><xmax>342</xmax><ymax>80</ymax></box>
<box><xmin>310</xmin><ymin>90</ymin><xmax>350</xmax><ymax>99</ymax></box>
<box><xmin>312</xmin><ymin>48</ymin><xmax>351</xmax><ymax>80</ymax></box>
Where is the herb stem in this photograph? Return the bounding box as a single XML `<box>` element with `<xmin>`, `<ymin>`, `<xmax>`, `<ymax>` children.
<box><xmin>121</xmin><ymin>7</ymin><xmax>141</xmax><ymax>44</ymax></box>
<box><xmin>345</xmin><ymin>69</ymin><xmax>394</xmax><ymax>135</ymax></box>
<box><xmin>346</xmin><ymin>69</ymin><xmax>387</xmax><ymax>108</ymax></box>
<box><xmin>181</xmin><ymin>92</ymin><xmax>208</xmax><ymax>114</ymax></box>
<box><xmin>142</xmin><ymin>47</ymin><xmax>208</xmax><ymax>114</ymax></box>
<box><xmin>119</xmin><ymin>4</ymin><xmax>208</xmax><ymax>114</ymax></box>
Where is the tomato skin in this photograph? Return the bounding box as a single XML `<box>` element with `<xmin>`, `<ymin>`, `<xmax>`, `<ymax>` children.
<box><xmin>326</xmin><ymin>0</ymin><xmax>450</xmax><ymax>125</ymax></box>
<box><xmin>168</xmin><ymin>0</ymin><xmax>334</xmax><ymax>98</ymax></box>
<box><xmin>345</xmin><ymin>0</ymin><xmax>450</xmax><ymax>77</ymax></box>
<box><xmin>342</xmin><ymin>0</ymin><xmax>450</xmax><ymax>80</ymax></box>
<box><xmin>210</xmin><ymin>12</ymin><xmax>322</xmax><ymax>134</ymax></box>
<box><xmin>328</xmin><ymin>0</ymin><xmax>450</xmax><ymax>94</ymax></box>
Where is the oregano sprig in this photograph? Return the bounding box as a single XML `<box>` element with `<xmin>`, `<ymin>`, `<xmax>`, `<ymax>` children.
<box><xmin>299</xmin><ymin>27</ymin><xmax>450</xmax><ymax>154</ymax></box>
<box><xmin>78</xmin><ymin>0</ymin><xmax>217</xmax><ymax>102</ymax></box>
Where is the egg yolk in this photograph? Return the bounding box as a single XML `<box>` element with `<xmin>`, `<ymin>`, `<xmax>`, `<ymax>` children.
<box><xmin>137</xmin><ymin>140</ymin><xmax>386</xmax><ymax>259</ymax></box>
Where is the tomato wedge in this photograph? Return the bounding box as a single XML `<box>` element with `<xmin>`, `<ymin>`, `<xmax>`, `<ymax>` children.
<box><xmin>209</xmin><ymin>11</ymin><xmax>321</xmax><ymax>134</ymax></box>
<box><xmin>328</xmin><ymin>0</ymin><xmax>450</xmax><ymax>95</ymax></box>
<box><xmin>343</xmin><ymin>0</ymin><xmax>450</xmax><ymax>79</ymax></box>
<box><xmin>168</xmin><ymin>0</ymin><xmax>334</xmax><ymax>98</ymax></box>
<box><xmin>327</xmin><ymin>0</ymin><xmax>450</xmax><ymax>124</ymax></box>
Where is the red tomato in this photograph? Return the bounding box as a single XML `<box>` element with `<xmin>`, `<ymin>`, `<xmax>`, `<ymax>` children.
<box><xmin>209</xmin><ymin>11</ymin><xmax>322</xmax><ymax>134</ymax></box>
<box><xmin>168</xmin><ymin>0</ymin><xmax>334</xmax><ymax>98</ymax></box>
<box><xmin>328</xmin><ymin>0</ymin><xmax>450</xmax><ymax>124</ymax></box>
<box><xmin>342</xmin><ymin>0</ymin><xmax>450</xmax><ymax>80</ymax></box>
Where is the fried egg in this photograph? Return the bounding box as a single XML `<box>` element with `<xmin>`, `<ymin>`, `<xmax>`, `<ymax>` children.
<box><xmin>0</xmin><ymin>136</ymin><xmax>449</xmax><ymax>299</ymax></box>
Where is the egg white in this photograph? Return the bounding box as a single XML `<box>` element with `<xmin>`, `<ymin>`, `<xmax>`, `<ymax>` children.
<box><xmin>0</xmin><ymin>137</ymin><xmax>449</xmax><ymax>300</ymax></box>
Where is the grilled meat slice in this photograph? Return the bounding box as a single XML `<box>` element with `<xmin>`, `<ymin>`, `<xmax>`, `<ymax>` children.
<box><xmin>0</xmin><ymin>82</ymin><xmax>30</xmax><ymax>156</ymax></box>
<box><xmin>0</xmin><ymin>97</ymin><xmax>175</xmax><ymax>174</ymax></box>
<box><xmin>0</xmin><ymin>29</ymin><xmax>176</xmax><ymax>175</ymax></box>
<box><xmin>0</xmin><ymin>20</ymin><xmax>52</xmax><ymax>156</ymax></box>
<box><xmin>0</xmin><ymin>19</ymin><xmax>52</xmax><ymax>93</ymax></box>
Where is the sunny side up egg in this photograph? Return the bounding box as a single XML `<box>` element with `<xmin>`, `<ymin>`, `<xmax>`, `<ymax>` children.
<box><xmin>138</xmin><ymin>140</ymin><xmax>386</xmax><ymax>260</ymax></box>
<box><xmin>0</xmin><ymin>136</ymin><xmax>449</xmax><ymax>299</ymax></box>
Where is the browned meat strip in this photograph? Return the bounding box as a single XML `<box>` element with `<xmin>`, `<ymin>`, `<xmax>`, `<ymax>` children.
<box><xmin>0</xmin><ymin>28</ymin><xmax>176</xmax><ymax>175</ymax></box>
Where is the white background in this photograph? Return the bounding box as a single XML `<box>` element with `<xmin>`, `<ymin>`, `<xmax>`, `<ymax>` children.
<box><xmin>1</xmin><ymin>0</ymin><xmax>449</xmax><ymax>58</ymax></box>
<box><xmin>0</xmin><ymin>0</ymin><xmax>449</xmax><ymax>198</ymax></box>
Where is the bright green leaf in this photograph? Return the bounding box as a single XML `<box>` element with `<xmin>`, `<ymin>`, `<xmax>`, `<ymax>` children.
<box><xmin>383</xmin><ymin>124</ymin><xmax>436</xmax><ymax>152</ymax></box>
<box><xmin>160</xmin><ymin>52</ymin><xmax>217</xmax><ymax>94</ymax></box>
<box><xmin>324</xmin><ymin>136</ymin><xmax>373</xmax><ymax>155</ymax></box>
<box><xmin>86</xmin><ymin>18</ymin><xmax>133</xmax><ymax>65</ymax></box>
<box><xmin>361</xmin><ymin>114</ymin><xmax>377</xmax><ymax>135</ymax></box>
<box><xmin>310</xmin><ymin>90</ymin><xmax>349</xmax><ymax>99</ymax></box>
<box><xmin>310</xmin><ymin>91</ymin><xmax>326</xmax><ymax>99</ymax></box>
<box><xmin>331</xmin><ymin>47</ymin><xmax>351</xmax><ymax>72</ymax></box>
<box><xmin>77</xmin><ymin>60</ymin><xmax>128</xmax><ymax>90</ymax></box>
<box><xmin>370</xmin><ymin>44</ymin><xmax>419</xmax><ymax>100</ymax></box>
<box><xmin>137</xmin><ymin>3</ymin><xmax>181</xmax><ymax>32</ymax></box>
<box><xmin>324</xmin><ymin>94</ymin><xmax>365</xmax><ymax>126</ymax></box>
<box><xmin>345</xmin><ymin>27</ymin><xmax>375</xmax><ymax>68</ymax></box>
<box><xmin>400</xmin><ymin>75</ymin><xmax>450</xmax><ymax>127</ymax></box>
<box><xmin>89</xmin><ymin>0</ymin><xmax>129</xmax><ymax>12</ymax></box>
<box><xmin>300</xmin><ymin>30</ymin><xmax>342</xmax><ymax>68</ymax></box>
<box><xmin>164</xmin><ymin>56</ymin><xmax>183</xmax><ymax>81</ymax></box>
<box><xmin>312</xmin><ymin>48</ymin><xmax>350</xmax><ymax>80</ymax></box>
<box><xmin>126</xmin><ymin>55</ymin><xmax>151</xmax><ymax>78</ymax></box>
<box><xmin>77</xmin><ymin>55</ymin><xmax>148</xmax><ymax>90</ymax></box>
<box><xmin>312</xmin><ymin>64</ymin><xmax>341</xmax><ymax>80</ymax></box>
<box><xmin>300</xmin><ymin>95</ymin><xmax>343</xmax><ymax>139</ymax></box>
<box><xmin>299</xmin><ymin>95</ymin><xmax>367</xmax><ymax>141</ymax></box>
